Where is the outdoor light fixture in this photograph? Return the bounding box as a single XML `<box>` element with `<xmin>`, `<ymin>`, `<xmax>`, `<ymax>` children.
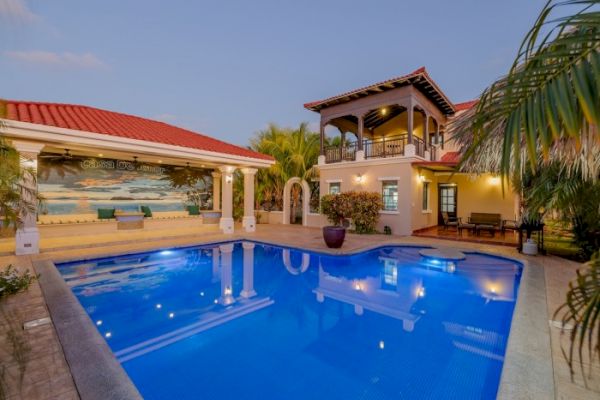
<box><xmin>98</xmin><ymin>153</ymin><xmax>104</xmax><ymax>157</ymax></box>
<box><xmin>489</xmin><ymin>176</ymin><xmax>500</xmax><ymax>185</ymax></box>
<box><xmin>96</xmin><ymin>320</ymin><xmax>103</xmax><ymax>326</ymax></box>
<box><xmin>226</xmin><ymin>175</ymin><xmax>233</xmax><ymax>184</ymax></box>
<box><xmin>381</xmin><ymin>108</ymin><xmax>388</xmax><ymax>116</ymax></box>
<box><xmin>355</xmin><ymin>174</ymin><xmax>364</xmax><ymax>184</ymax></box>
<box><xmin>418</xmin><ymin>174</ymin><xmax>426</xmax><ymax>182</ymax></box>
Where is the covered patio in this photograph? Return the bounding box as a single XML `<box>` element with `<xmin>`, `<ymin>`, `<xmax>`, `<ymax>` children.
<box><xmin>0</xmin><ymin>100</ymin><xmax>274</xmax><ymax>255</ymax></box>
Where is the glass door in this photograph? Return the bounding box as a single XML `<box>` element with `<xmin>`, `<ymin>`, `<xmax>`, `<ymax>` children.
<box><xmin>438</xmin><ymin>184</ymin><xmax>457</xmax><ymax>225</ymax></box>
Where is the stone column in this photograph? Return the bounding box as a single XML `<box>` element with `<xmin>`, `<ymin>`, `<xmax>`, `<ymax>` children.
<box><xmin>218</xmin><ymin>243</ymin><xmax>235</xmax><ymax>305</ymax></box>
<box><xmin>241</xmin><ymin>167</ymin><xmax>257</xmax><ymax>233</ymax></box>
<box><xmin>12</xmin><ymin>141</ymin><xmax>44</xmax><ymax>255</ymax></box>
<box><xmin>219</xmin><ymin>165</ymin><xmax>235</xmax><ymax>234</ymax></box>
<box><xmin>356</xmin><ymin>114</ymin><xmax>365</xmax><ymax>161</ymax></box>
<box><xmin>318</xmin><ymin>122</ymin><xmax>326</xmax><ymax>165</ymax></box>
<box><xmin>240</xmin><ymin>242</ymin><xmax>257</xmax><ymax>298</ymax></box>
<box><xmin>405</xmin><ymin>101</ymin><xmax>416</xmax><ymax>156</ymax></box>
<box><xmin>211</xmin><ymin>171</ymin><xmax>221</xmax><ymax>211</ymax></box>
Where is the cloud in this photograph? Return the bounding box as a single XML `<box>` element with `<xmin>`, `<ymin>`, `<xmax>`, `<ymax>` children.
<box><xmin>0</xmin><ymin>0</ymin><xmax>39</xmax><ymax>23</ymax></box>
<box><xmin>5</xmin><ymin>50</ymin><xmax>108</xmax><ymax>69</ymax></box>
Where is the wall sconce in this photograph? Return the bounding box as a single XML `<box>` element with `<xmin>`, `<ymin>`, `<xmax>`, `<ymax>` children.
<box><xmin>381</xmin><ymin>107</ymin><xmax>388</xmax><ymax>116</ymax></box>
<box><xmin>225</xmin><ymin>175</ymin><xmax>233</xmax><ymax>184</ymax></box>
<box><xmin>489</xmin><ymin>176</ymin><xmax>500</xmax><ymax>185</ymax></box>
<box><xmin>418</xmin><ymin>174</ymin><xmax>426</xmax><ymax>182</ymax></box>
<box><xmin>355</xmin><ymin>174</ymin><xmax>364</xmax><ymax>184</ymax></box>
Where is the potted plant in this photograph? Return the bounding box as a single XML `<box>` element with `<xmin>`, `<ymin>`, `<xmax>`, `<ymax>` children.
<box><xmin>320</xmin><ymin>193</ymin><xmax>352</xmax><ymax>248</ymax></box>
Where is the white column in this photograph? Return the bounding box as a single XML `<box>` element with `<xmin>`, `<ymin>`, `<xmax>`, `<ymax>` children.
<box><xmin>12</xmin><ymin>141</ymin><xmax>44</xmax><ymax>255</ymax></box>
<box><xmin>240</xmin><ymin>242</ymin><xmax>257</xmax><ymax>298</ymax></box>
<box><xmin>356</xmin><ymin>114</ymin><xmax>365</xmax><ymax>161</ymax></box>
<box><xmin>218</xmin><ymin>166</ymin><xmax>235</xmax><ymax>234</ymax></box>
<box><xmin>211</xmin><ymin>171</ymin><xmax>221</xmax><ymax>211</ymax></box>
<box><xmin>218</xmin><ymin>243</ymin><xmax>235</xmax><ymax>305</ymax></box>
<box><xmin>241</xmin><ymin>167</ymin><xmax>257</xmax><ymax>233</ymax></box>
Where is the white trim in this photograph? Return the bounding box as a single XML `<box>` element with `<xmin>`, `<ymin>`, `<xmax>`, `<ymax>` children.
<box><xmin>317</xmin><ymin>155</ymin><xmax>425</xmax><ymax>170</ymax></box>
<box><xmin>379</xmin><ymin>210</ymin><xmax>399</xmax><ymax>215</ymax></box>
<box><xmin>377</xmin><ymin>176</ymin><xmax>400</xmax><ymax>181</ymax></box>
<box><xmin>421</xmin><ymin>210</ymin><xmax>433</xmax><ymax>214</ymax></box>
<box><xmin>325</xmin><ymin>179</ymin><xmax>343</xmax><ymax>183</ymax></box>
<box><xmin>1</xmin><ymin>119</ymin><xmax>274</xmax><ymax>168</ymax></box>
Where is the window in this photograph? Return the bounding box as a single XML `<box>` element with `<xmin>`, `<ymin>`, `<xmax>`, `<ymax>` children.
<box><xmin>329</xmin><ymin>182</ymin><xmax>341</xmax><ymax>195</ymax></box>
<box><xmin>422</xmin><ymin>182</ymin><xmax>430</xmax><ymax>211</ymax></box>
<box><xmin>381</xmin><ymin>180</ymin><xmax>398</xmax><ymax>211</ymax></box>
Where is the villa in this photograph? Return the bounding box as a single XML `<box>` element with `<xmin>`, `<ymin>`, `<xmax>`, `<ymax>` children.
<box><xmin>304</xmin><ymin>67</ymin><xmax>518</xmax><ymax>237</ymax></box>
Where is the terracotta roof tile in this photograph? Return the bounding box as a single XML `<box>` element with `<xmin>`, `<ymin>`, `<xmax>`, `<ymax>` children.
<box><xmin>454</xmin><ymin>100</ymin><xmax>478</xmax><ymax>111</ymax></box>
<box><xmin>1</xmin><ymin>100</ymin><xmax>272</xmax><ymax>161</ymax></box>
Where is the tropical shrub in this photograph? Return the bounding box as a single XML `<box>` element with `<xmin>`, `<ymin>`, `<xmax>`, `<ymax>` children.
<box><xmin>320</xmin><ymin>192</ymin><xmax>353</xmax><ymax>226</ymax></box>
<box><xmin>0</xmin><ymin>265</ymin><xmax>36</xmax><ymax>299</ymax></box>
<box><xmin>321</xmin><ymin>191</ymin><xmax>383</xmax><ymax>233</ymax></box>
<box><xmin>350</xmin><ymin>191</ymin><xmax>383</xmax><ymax>234</ymax></box>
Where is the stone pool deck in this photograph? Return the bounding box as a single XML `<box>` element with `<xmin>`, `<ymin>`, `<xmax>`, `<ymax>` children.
<box><xmin>0</xmin><ymin>224</ymin><xmax>598</xmax><ymax>399</ymax></box>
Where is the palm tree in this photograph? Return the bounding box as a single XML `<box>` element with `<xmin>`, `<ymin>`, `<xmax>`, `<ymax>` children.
<box><xmin>0</xmin><ymin>133</ymin><xmax>37</xmax><ymax>231</ymax></box>
<box><xmin>450</xmin><ymin>0</ymin><xmax>600</xmax><ymax>379</ymax></box>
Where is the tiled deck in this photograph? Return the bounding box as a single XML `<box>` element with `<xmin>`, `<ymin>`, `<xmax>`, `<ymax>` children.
<box><xmin>0</xmin><ymin>224</ymin><xmax>598</xmax><ymax>399</ymax></box>
<box><xmin>414</xmin><ymin>225</ymin><xmax>520</xmax><ymax>247</ymax></box>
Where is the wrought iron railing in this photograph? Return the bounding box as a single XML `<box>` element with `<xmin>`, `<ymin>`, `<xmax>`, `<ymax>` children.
<box><xmin>364</xmin><ymin>135</ymin><xmax>407</xmax><ymax>159</ymax></box>
<box><xmin>324</xmin><ymin>134</ymin><xmax>429</xmax><ymax>163</ymax></box>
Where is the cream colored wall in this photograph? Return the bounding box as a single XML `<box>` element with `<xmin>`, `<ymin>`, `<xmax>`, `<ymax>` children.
<box><xmin>434</xmin><ymin>173</ymin><xmax>518</xmax><ymax>223</ymax></box>
<box><xmin>317</xmin><ymin>160</ymin><xmax>415</xmax><ymax>235</ymax></box>
<box><xmin>411</xmin><ymin>168</ymin><xmax>438</xmax><ymax>231</ymax></box>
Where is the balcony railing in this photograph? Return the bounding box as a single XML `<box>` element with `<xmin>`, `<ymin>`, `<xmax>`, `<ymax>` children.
<box><xmin>324</xmin><ymin>134</ymin><xmax>427</xmax><ymax>164</ymax></box>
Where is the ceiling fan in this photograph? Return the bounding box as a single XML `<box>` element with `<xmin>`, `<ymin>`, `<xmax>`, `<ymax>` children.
<box><xmin>172</xmin><ymin>162</ymin><xmax>192</xmax><ymax>171</ymax></box>
<box><xmin>39</xmin><ymin>149</ymin><xmax>73</xmax><ymax>161</ymax></box>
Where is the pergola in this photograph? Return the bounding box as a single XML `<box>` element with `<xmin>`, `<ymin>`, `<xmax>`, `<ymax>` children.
<box><xmin>0</xmin><ymin>100</ymin><xmax>274</xmax><ymax>255</ymax></box>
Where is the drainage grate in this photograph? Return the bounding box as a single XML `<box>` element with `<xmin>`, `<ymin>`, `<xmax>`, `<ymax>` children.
<box><xmin>23</xmin><ymin>317</ymin><xmax>51</xmax><ymax>330</ymax></box>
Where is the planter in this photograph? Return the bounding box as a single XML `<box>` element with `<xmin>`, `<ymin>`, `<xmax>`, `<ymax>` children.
<box><xmin>522</xmin><ymin>238</ymin><xmax>538</xmax><ymax>256</ymax></box>
<box><xmin>323</xmin><ymin>226</ymin><xmax>346</xmax><ymax>248</ymax></box>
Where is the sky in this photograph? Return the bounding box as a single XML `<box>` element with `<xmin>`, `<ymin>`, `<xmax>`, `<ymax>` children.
<box><xmin>1</xmin><ymin>0</ymin><xmax>550</xmax><ymax>146</ymax></box>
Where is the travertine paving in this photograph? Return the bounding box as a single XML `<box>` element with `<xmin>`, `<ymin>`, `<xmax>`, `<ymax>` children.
<box><xmin>0</xmin><ymin>224</ymin><xmax>597</xmax><ymax>399</ymax></box>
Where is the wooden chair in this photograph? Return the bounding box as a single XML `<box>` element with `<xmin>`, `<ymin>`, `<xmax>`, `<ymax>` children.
<box><xmin>442</xmin><ymin>212</ymin><xmax>459</xmax><ymax>231</ymax></box>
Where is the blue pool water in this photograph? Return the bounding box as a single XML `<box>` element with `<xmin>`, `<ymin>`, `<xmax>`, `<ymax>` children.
<box><xmin>57</xmin><ymin>242</ymin><xmax>522</xmax><ymax>400</ymax></box>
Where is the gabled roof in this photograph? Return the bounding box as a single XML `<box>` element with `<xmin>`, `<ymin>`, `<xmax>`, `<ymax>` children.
<box><xmin>304</xmin><ymin>67</ymin><xmax>456</xmax><ymax>115</ymax></box>
<box><xmin>1</xmin><ymin>100</ymin><xmax>273</xmax><ymax>161</ymax></box>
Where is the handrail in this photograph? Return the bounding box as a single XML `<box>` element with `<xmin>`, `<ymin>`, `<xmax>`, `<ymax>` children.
<box><xmin>324</xmin><ymin>134</ymin><xmax>430</xmax><ymax>163</ymax></box>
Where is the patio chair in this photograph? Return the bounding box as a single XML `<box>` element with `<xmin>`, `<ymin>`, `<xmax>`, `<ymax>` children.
<box><xmin>140</xmin><ymin>205</ymin><xmax>153</xmax><ymax>218</ymax></box>
<box><xmin>186</xmin><ymin>205</ymin><xmax>200</xmax><ymax>216</ymax></box>
<box><xmin>441</xmin><ymin>212</ymin><xmax>459</xmax><ymax>231</ymax></box>
<box><xmin>97</xmin><ymin>208</ymin><xmax>115</xmax><ymax>220</ymax></box>
<box><xmin>501</xmin><ymin>219</ymin><xmax>519</xmax><ymax>237</ymax></box>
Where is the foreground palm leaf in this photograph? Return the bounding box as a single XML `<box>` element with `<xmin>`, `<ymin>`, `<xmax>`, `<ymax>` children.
<box><xmin>555</xmin><ymin>252</ymin><xmax>600</xmax><ymax>381</ymax></box>
<box><xmin>451</xmin><ymin>0</ymin><xmax>600</xmax><ymax>180</ymax></box>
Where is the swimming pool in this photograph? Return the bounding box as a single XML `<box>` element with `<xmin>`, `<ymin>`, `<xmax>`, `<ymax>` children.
<box><xmin>57</xmin><ymin>241</ymin><xmax>522</xmax><ymax>400</ymax></box>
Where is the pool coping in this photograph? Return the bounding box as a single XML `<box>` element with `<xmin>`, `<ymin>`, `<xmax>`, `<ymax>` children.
<box><xmin>35</xmin><ymin>236</ymin><xmax>554</xmax><ymax>400</ymax></box>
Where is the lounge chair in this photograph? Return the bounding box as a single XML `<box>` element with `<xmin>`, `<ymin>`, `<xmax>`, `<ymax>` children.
<box><xmin>140</xmin><ymin>205</ymin><xmax>153</xmax><ymax>218</ymax></box>
<box><xmin>97</xmin><ymin>208</ymin><xmax>115</xmax><ymax>220</ymax></box>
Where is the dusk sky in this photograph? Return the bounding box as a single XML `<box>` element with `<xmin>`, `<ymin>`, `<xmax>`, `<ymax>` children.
<box><xmin>1</xmin><ymin>0</ymin><xmax>550</xmax><ymax>146</ymax></box>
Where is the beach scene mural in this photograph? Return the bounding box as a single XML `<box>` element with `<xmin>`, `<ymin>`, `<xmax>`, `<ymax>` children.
<box><xmin>38</xmin><ymin>153</ymin><xmax>213</xmax><ymax>215</ymax></box>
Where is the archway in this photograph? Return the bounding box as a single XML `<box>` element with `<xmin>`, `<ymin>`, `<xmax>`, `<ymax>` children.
<box><xmin>283</xmin><ymin>177</ymin><xmax>310</xmax><ymax>226</ymax></box>
<box><xmin>282</xmin><ymin>249</ymin><xmax>310</xmax><ymax>275</ymax></box>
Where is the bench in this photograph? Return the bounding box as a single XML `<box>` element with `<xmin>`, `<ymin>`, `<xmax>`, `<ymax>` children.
<box><xmin>468</xmin><ymin>213</ymin><xmax>502</xmax><ymax>237</ymax></box>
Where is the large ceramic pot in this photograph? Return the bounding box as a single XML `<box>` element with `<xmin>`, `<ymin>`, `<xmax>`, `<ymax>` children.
<box><xmin>323</xmin><ymin>226</ymin><xmax>346</xmax><ymax>248</ymax></box>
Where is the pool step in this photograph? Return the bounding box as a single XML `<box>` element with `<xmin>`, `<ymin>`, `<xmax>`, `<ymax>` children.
<box><xmin>115</xmin><ymin>296</ymin><xmax>274</xmax><ymax>363</ymax></box>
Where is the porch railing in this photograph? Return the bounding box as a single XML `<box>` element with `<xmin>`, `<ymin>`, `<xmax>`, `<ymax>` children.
<box><xmin>324</xmin><ymin>134</ymin><xmax>428</xmax><ymax>163</ymax></box>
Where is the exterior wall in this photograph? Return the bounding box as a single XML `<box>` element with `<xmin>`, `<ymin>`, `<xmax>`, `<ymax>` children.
<box><xmin>317</xmin><ymin>158</ymin><xmax>415</xmax><ymax>235</ymax></box>
<box><xmin>434</xmin><ymin>173</ymin><xmax>518</xmax><ymax>223</ymax></box>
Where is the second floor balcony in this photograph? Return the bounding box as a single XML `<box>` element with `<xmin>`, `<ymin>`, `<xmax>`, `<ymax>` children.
<box><xmin>323</xmin><ymin>135</ymin><xmax>436</xmax><ymax>164</ymax></box>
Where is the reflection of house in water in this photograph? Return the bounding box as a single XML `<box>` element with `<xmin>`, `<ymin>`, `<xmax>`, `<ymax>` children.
<box><xmin>314</xmin><ymin>254</ymin><xmax>424</xmax><ymax>332</ymax></box>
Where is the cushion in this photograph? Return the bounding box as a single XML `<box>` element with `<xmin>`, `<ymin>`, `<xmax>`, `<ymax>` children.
<box><xmin>186</xmin><ymin>205</ymin><xmax>200</xmax><ymax>215</ymax></box>
<box><xmin>140</xmin><ymin>205</ymin><xmax>152</xmax><ymax>218</ymax></box>
<box><xmin>97</xmin><ymin>208</ymin><xmax>115</xmax><ymax>219</ymax></box>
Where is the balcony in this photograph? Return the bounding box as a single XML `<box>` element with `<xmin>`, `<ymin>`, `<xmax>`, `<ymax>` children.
<box><xmin>324</xmin><ymin>135</ymin><xmax>428</xmax><ymax>164</ymax></box>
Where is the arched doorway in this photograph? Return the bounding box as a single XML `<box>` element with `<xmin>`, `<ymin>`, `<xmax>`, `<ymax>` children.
<box><xmin>283</xmin><ymin>177</ymin><xmax>310</xmax><ymax>226</ymax></box>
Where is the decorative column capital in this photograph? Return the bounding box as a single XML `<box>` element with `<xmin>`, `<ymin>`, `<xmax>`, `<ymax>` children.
<box><xmin>240</xmin><ymin>167</ymin><xmax>257</xmax><ymax>176</ymax></box>
<box><xmin>219</xmin><ymin>243</ymin><xmax>234</xmax><ymax>253</ymax></box>
<box><xmin>218</xmin><ymin>165</ymin><xmax>236</xmax><ymax>174</ymax></box>
<box><xmin>242</xmin><ymin>241</ymin><xmax>255</xmax><ymax>250</ymax></box>
<box><xmin>211</xmin><ymin>171</ymin><xmax>222</xmax><ymax>178</ymax></box>
<box><xmin>11</xmin><ymin>141</ymin><xmax>45</xmax><ymax>155</ymax></box>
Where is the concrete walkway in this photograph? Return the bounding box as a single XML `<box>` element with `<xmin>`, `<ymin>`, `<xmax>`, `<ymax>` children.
<box><xmin>0</xmin><ymin>224</ymin><xmax>597</xmax><ymax>399</ymax></box>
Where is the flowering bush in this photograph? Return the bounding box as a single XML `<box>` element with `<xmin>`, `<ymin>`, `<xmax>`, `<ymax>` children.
<box><xmin>321</xmin><ymin>192</ymin><xmax>353</xmax><ymax>226</ymax></box>
<box><xmin>321</xmin><ymin>191</ymin><xmax>383</xmax><ymax>233</ymax></box>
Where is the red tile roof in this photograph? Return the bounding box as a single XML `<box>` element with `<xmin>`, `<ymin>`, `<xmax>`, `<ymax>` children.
<box><xmin>454</xmin><ymin>100</ymin><xmax>478</xmax><ymax>111</ymax></box>
<box><xmin>440</xmin><ymin>151</ymin><xmax>461</xmax><ymax>163</ymax></box>
<box><xmin>1</xmin><ymin>100</ymin><xmax>273</xmax><ymax>161</ymax></box>
<box><xmin>304</xmin><ymin>67</ymin><xmax>455</xmax><ymax>115</ymax></box>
